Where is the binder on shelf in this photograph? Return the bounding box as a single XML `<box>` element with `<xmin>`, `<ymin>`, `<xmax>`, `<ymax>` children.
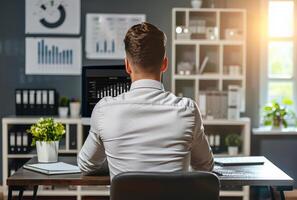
<box><xmin>48</xmin><ymin>90</ymin><xmax>56</xmax><ymax>115</ymax></box>
<box><xmin>22</xmin><ymin>90</ymin><xmax>29</xmax><ymax>114</ymax></box>
<box><xmin>9</xmin><ymin>132</ymin><xmax>16</xmax><ymax>153</ymax></box>
<box><xmin>42</xmin><ymin>90</ymin><xmax>48</xmax><ymax>114</ymax></box>
<box><xmin>29</xmin><ymin>90</ymin><xmax>35</xmax><ymax>114</ymax></box>
<box><xmin>228</xmin><ymin>85</ymin><xmax>241</xmax><ymax>120</ymax></box>
<box><xmin>16</xmin><ymin>132</ymin><xmax>22</xmax><ymax>153</ymax></box>
<box><xmin>69</xmin><ymin>124</ymin><xmax>77</xmax><ymax>150</ymax></box>
<box><xmin>15</xmin><ymin>90</ymin><xmax>22</xmax><ymax>115</ymax></box>
<box><xmin>36</xmin><ymin>90</ymin><xmax>42</xmax><ymax>114</ymax></box>
<box><xmin>22</xmin><ymin>132</ymin><xmax>29</xmax><ymax>152</ymax></box>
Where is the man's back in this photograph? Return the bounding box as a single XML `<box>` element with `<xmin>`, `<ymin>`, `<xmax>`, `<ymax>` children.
<box><xmin>78</xmin><ymin>80</ymin><xmax>214</xmax><ymax>179</ymax></box>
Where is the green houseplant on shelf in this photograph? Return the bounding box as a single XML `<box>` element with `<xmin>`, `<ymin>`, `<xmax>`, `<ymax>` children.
<box><xmin>262</xmin><ymin>99</ymin><xmax>297</xmax><ymax>129</ymax></box>
<box><xmin>225</xmin><ymin>134</ymin><xmax>241</xmax><ymax>156</ymax></box>
<box><xmin>27</xmin><ymin>118</ymin><xmax>65</xmax><ymax>163</ymax></box>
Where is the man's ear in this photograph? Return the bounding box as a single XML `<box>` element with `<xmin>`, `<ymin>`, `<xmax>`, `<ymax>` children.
<box><xmin>125</xmin><ymin>57</ymin><xmax>132</xmax><ymax>75</ymax></box>
<box><xmin>160</xmin><ymin>56</ymin><xmax>168</xmax><ymax>73</ymax></box>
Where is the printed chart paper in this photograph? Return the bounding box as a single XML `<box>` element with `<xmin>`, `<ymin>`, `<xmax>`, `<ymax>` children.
<box><xmin>25</xmin><ymin>0</ymin><xmax>80</xmax><ymax>34</ymax></box>
<box><xmin>26</xmin><ymin>37</ymin><xmax>82</xmax><ymax>75</ymax></box>
<box><xmin>85</xmin><ymin>14</ymin><xmax>146</xmax><ymax>59</ymax></box>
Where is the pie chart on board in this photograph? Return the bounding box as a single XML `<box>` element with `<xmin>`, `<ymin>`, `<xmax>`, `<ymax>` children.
<box><xmin>39</xmin><ymin>1</ymin><xmax>66</xmax><ymax>28</ymax></box>
<box><xmin>25</xmin><ymin>0</ymin><xmax>80</xmax><ymax>34</ymax></box>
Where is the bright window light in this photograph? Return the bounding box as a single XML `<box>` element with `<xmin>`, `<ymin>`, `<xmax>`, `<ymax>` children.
<box><xmin>269</xmin><ymin>1</ymin><xmax>294</xmax><ymax>38</ymax></box>
<box><xmin>268</xmin><ymin>42</ymin><xmax>293</xmax><ymax>78</ymax></box>
<box><xmin>268</xmin><ymin>81</ymin><xmax>293</xmax><ymax>102</ymax></box>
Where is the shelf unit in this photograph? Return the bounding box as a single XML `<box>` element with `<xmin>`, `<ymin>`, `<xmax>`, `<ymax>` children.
<box><xmin>172</xmin><ymin>8</ymin><xmax>249</xmax><ymax>199</ymax></box>
<box><xmin>1</xmin><ymin>117</ymin><xmax>111</xmax><ymax>200</ymax></box>
<box><xmin>172</xmin><ymin>8</ymin><xmax>247</xmax><ymax>115</ymax></box>
<box><xmin>204</xmin><ymin>118</ymin><xmax>250</xmax><ymax>200</ymax></box>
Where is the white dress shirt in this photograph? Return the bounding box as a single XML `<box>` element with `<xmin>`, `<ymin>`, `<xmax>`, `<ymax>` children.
<box><xmin>78</xmin><ymin>79</ymin><xmax>214</xmax><ymax>179</ymax></box>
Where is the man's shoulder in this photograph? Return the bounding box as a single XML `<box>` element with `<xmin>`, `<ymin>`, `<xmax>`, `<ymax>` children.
<box><xmin>95</xmin><ymin>96</ymin><xmax>120</xmax><ymax>107</ymax></box>
<box><xmin>94</xmin><ymin>91</ymin><xmax>198</xmax><ymax>110</ymax></box>
<box><xmin>164</xmin><ymin>93</ymin><xmax>196</xmax><ymax>110</ymax></box>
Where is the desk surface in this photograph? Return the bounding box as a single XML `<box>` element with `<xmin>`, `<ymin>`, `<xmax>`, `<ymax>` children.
<box><xmin>7</xmin><ymin>157</ymin><xmax>110</xmax><ymax>186</ymax></box>
<box><xmin>7</xmin><ymin>156</ymin><xmax>293</xmax><ymax>188</ymax></box>
<box><xmin>214</xmin><ymin>157</ymin><xmax>293</xmax><ymax>187</ymax></box>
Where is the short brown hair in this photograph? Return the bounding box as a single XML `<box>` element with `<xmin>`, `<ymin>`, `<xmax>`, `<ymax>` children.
<box><xmin>124</xmin><ymin>22</ymin><xmax>167</xmax><ymax>72</ymax></box>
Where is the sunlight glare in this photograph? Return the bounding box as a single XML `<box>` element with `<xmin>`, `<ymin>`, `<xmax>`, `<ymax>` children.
<box><xmin>269</xmin><ymin>1</ymin><xmax>294</xmax><ymax>37</ymax></box>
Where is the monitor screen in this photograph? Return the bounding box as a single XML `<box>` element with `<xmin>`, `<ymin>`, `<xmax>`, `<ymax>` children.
<box><xmin>82</xmin><ymin>65</ymin><xmax>131</xmax><ymax>117</ymax></box>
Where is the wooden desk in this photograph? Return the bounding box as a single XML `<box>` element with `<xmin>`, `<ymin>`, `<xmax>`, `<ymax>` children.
<box><xmin>7</xmin><ymin>156</ymin><xmax>293</xmax><ymax>200</ymax></box>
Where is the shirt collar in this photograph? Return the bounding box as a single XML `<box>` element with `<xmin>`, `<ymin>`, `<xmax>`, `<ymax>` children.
<box><xmin>130</xmin><ymin>79</ymin><xmax>164</xmax><ymax>91</ymax></box>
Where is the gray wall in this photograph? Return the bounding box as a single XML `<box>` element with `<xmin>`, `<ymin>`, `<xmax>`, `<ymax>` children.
<box><xmin>0</xmin><ymin>0</ymin><xmax>196</xmax><ymax>184</ymax></box>
<box><xmin>0</xmin><ymin>0</ymin><xmax>261</xmax><ymax>184</ymax></box>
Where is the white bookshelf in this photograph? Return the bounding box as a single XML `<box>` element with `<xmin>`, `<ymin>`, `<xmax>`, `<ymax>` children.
<box><xmin>172</xmin><ymin>8</ymin><xmax>247</xmax><ymax>112</ymax></box>
<box><xmin>1</xmin><ymin>117</ymin><xmax>109</xmax><ymax>200</ymax></box>
<box><xmin>172</xmin><ymin>8</ymin><xmax>249</xmax><ymax>199</ymax></box>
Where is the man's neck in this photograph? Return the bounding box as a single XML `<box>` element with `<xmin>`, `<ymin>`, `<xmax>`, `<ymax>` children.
<box><xmin>131</xmin><ymin>73</ymin><xmax>162</xmax><ymax>82</ymax></box>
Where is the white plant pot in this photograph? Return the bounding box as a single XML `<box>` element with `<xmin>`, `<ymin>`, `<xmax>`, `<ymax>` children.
<box><xmin>191</xmin><ymin>0</ymin><xmax>203</xmax><ymax>8</ymax></box>
<box><xmin>70</xmin><ymin>102</ymin><xmax>81</xmax><ymax>118</ymax></box>
<box><xmin>228</xmin><ymin>146</ymin><xmax>239</xmax><ymax>156</ymax></box>
<box><xmin>58</xmin><ymin>107</ymin><xmax>68</xmax><ymax>118</ymax></box>
<box><xmin>36</xmin><ymin>141</ymin><xmax>59</xmax><ymax>163</ymax></box>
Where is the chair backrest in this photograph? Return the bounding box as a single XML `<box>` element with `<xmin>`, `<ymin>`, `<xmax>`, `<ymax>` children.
<box><xmin>111</xmin><ymin>171</ymin><xmax>220</xmax><ymax>200</ymax></box>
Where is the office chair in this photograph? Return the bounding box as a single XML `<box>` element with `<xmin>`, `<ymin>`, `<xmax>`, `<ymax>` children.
<box><xmin>110</xmin><ymin>171</ymin><xmax>220</xmax><ymax>200</ymax></box>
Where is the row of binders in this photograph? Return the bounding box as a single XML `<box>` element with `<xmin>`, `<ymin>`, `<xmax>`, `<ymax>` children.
<box><xmin>15</xmin><ymin>89</ymin><xmax>58</xmax><ymax>116</ymax></box>
<box><xmin>198</xmin><ymin>85</ymin><xmax>242</xmax><ymax>120</ymax></box>
<box><xmin>199</xmin><ymin>91</ymin><xmax>228</xmax><ymax>119</ymax></box>
<box><xmin>9</xmin><ymin>131</ymin><xmax>32</xmax><ymax>154</ymax></box>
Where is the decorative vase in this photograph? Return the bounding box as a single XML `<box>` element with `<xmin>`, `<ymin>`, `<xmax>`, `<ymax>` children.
<box><xmin>58</xmin><ymin>107</ymin><xmax>68</xmax><ymax>118</ymax></box>
<box><xmin>191</xmin><ymin>0</ymin><xmax>203</xmax><ymax>8</ymax></box>
<box><xmin>70</xmin><ymin>102</ymin><xmax>81</xmax><ymax>118</ymax></box>
<box><xmin>272</xmin><ymin>116</ymin><xmax>282</xmax><ymax>129</ymax></box>
<box><xmin>228</xmin><ymin>146</ymin><xmax>239</xmax><ymax>156</ymax></box>
<box><xmin>36</xmin><ymin>141</ymin><xmax>59</xmax><ymax>163</ymax></box>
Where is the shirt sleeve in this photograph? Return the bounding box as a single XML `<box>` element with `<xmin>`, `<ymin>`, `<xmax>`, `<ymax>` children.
<box><xmin>77</xmin><ymin>105</ymin><xmax>106</xmax><ymax>175</ymax></box>
<box><xmin>190</xmin><ymin>103</ymin><xmax>214</xmax><ymax>171</ymax></box>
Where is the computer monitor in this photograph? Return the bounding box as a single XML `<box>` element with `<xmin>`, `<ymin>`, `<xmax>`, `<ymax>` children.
<box><xmin>82</xmin><ymin>65</ymin><xmax>131</xmax><ymax>117</ymax></box>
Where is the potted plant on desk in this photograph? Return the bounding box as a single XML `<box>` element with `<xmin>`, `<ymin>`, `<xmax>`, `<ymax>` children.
<box><xmin>58</xmin><ymin>96</ymin><xmax>69</xmax><ymax>118</ymax></box>
<box><xmin>27</xmin><ymin>118</ymin><xmax>65</xmax><ymax>163</ymax></box>
<box><xmin>225</xmin><ymin>134</ymin><xmax>241</xmax><ymax>156</ymax></box>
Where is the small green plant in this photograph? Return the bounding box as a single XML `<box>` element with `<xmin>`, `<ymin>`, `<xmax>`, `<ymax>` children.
<box><xmin>27</xmin><ymin>118</ymin><xmax>65</xmax><ymax>146</ymax></box>
<box><xmin>263</xmin><ymin>99</ymin><xmax>296</xmax><ymax>128</ymax></box>
<box><xmin>225</xmin><ymin>134</ymin><xmax>241</xmax><ymax>147</ymax></box>
<box><xmin>59</xmin><ymin>96</ymin><xmax>69</xmax><ymax>107</ymax></box>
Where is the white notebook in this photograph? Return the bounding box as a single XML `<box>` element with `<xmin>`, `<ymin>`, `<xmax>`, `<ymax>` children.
<box><xmin>24</xmin><ymin>162</ymin><xmax>81</xmax><ymax>175</ymax></box>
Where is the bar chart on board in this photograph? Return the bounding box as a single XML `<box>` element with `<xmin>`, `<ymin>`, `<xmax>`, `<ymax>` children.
<box><xmin>37</xmin><ymin>39</ymin><xmax>74</xmax><ymax>65</ymax></box>
<box><xmin>26</xmin><ymin>37</ymin><xmax>82</xmax><ymax>75</ymax></box>
<box><xmin>95</xmin><ymin>39</ymin><xmax>115</xmax><ymax>54</ymax></box>
<box><xmin>85</xmin><ymin>14</ymin><xmax>145</xmax><ymax>59</ymax></box>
